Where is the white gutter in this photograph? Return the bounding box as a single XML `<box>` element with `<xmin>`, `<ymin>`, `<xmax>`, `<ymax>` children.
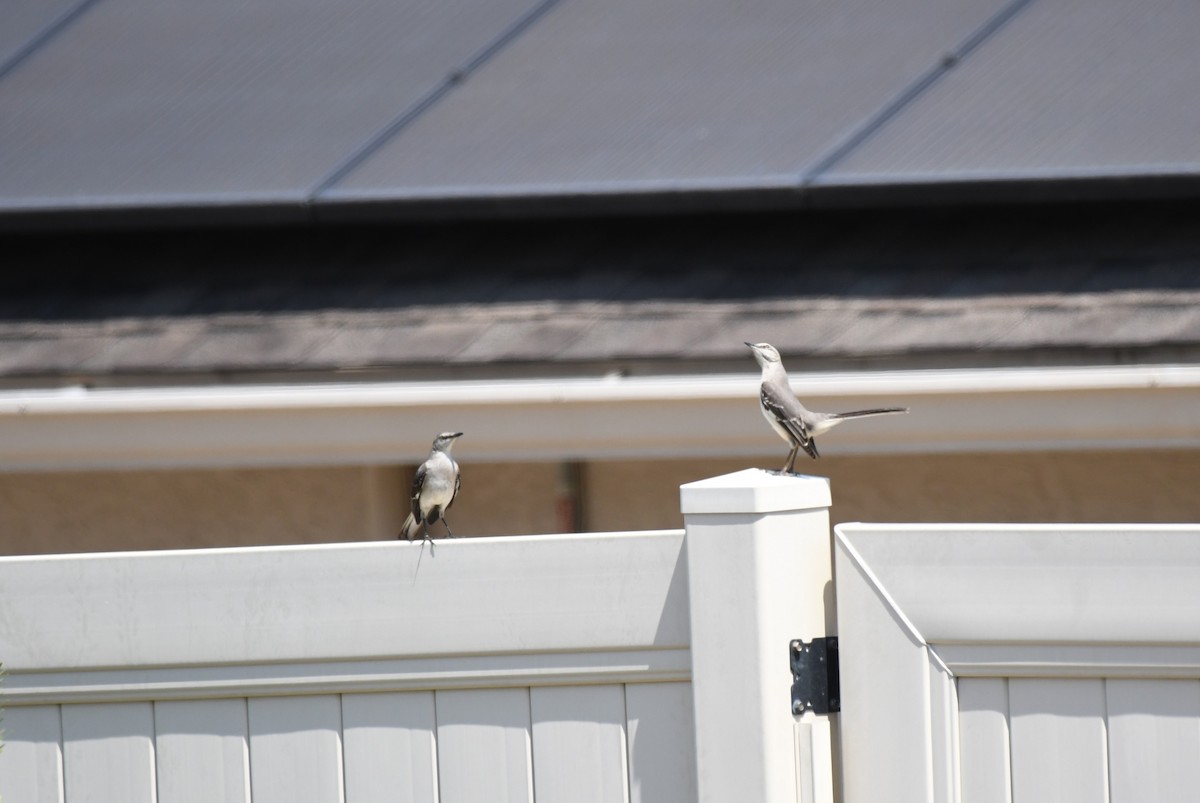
<box><xmin>1</xmin><ymin>365</ymin><xmax>1199</xmax><ymax>470</ymax></box>
<box><xmin>4</xmin><ymin>363</ymin><xmax>1200</xmax><ymax>411</ymax></box>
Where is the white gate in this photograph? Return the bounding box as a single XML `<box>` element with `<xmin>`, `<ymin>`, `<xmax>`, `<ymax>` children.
<box><xmin>835</xmin><ymin>523</ymin><xmax>1200</xmax><ymax>803</ymax></box>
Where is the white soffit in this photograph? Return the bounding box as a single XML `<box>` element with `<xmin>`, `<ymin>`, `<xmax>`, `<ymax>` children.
<box><xmin>0</xmin><ymin>364</ymin><xmax>1198</xmax><ymax>470</ymax></box>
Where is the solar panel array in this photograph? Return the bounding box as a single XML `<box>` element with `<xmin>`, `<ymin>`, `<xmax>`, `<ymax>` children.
<box><xmin>1</xmin><ymin>0</ymin><xmax>1197</xmax><ymax>221</ymax></box>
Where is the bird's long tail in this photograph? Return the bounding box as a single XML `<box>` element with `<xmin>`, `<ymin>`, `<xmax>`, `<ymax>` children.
<box><xmin>830</xmin><ymin>407</ymin><xmax>909</xmax><ymax>420</ymax></box>
<box><xmin>399</xmin><ymin>512</ymin><xmax>418</xmax><ymax>541</ymax></box>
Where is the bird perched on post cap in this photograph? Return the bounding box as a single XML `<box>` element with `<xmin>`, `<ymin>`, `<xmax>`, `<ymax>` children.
<box><xmin>400</xmin><ymin>431</ymin><xmax>463</xmax><ymax>545</ymax></box>
<box><xmin>746</xmin><ymin>342</ymin><xmax>908</xmax><ymax>474</ymax></box>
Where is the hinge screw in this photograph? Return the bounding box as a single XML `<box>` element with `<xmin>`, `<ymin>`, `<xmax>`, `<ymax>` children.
<box><xmin>792</xmin><ymin>699</ymin><xmax>804</xmax><ymax>715</ymax></box>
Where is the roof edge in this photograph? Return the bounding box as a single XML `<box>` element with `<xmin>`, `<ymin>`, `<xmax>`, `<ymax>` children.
<box><xmin>4</xmin><ymin>172</ymin><xmax>1200</xmax><ymax>233</ymax></box>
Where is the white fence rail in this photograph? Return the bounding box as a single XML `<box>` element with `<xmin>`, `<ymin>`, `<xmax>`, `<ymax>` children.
<box><xmin>0</xmin><ymin>470</ymin><xmax>838</xmax><ymax>803</ymax></box>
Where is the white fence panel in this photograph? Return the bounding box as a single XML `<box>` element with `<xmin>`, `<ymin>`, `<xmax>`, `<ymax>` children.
<box><xmin>0</xmin><ymin>705</ymin><xmax>64</xmax><ymax>803</ymax></box>
<box><xmin>625</xmin><ymin>682</ymin><xmax>696</xmax><ymax>803</ymax></box>
<box><xmin>956</xmin><ymin>676</ymin><xmax>1200</xmax><ymax>803</ymax></box>
<box><xmin>342</xmin><ymin>691</ymin><xmax>438</xmax><ymax>803</ymax></box>
<box><xmin>0</xmin><ymin>530</ymin><xmax>696</xmax><ymax>802</ymax></box>
<box><xmin>836</xmin><ymin>523</ymin><xmax>1200</xmax><ymax>803</ymax></box>
<box><xmin>531</xmin><ymin>684</ymin><xmax>629</xmax><ymax>803</ymax></box>
<box><xmin>1107</xmin><ymin>679</ymin><xmax>1200</xmax><ymax>803</ymax></box>
<box><xmin>247</xmin><ymin>695</ymin><xmax>345</xmax><ymax>803</ymax></box>
<box><xmin>957</xmin><ymin>678</ymin><xmax>1011</xmax><ymax>803</ymax></box>
<box><xmin>155</xmin><ymin>698</ymin><xmax>251</xmax><ymax>803</ymax></box>
<box><xmin>1008</xmin><ymin>679</ymin><xmax>1108</xmax><ymax>803</ymax></box>
<box><xmin>436</xmin><ymin>687</ymin><xmax>533</xmax><ymax>803</ymax></box>
<box><xmin>61</xmin><ymin>702</ymin><xmax>156</xmax><ymax>803</ymax></box>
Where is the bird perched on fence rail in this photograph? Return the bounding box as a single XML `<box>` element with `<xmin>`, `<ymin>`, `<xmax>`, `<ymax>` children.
<box><xmin>746</xmin><ymin>342</ymin><xmax>908</xmax><ymax>474</ymax></box>
<box><xmin>400</xmin><ymin>431</ymin><xmax>463</xmax><ymax>545</ymax></box>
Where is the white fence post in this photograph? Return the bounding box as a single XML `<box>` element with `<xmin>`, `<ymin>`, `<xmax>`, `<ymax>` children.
<box><xmin>681</xmin><ymin>469</ymin><xmax>836</xmax><ymax>803</ymax></box>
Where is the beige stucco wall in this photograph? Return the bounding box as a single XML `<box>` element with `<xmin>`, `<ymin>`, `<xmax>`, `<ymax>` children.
<box><xmin>0</xmin><ymin>466</ymin><xmax>408</xmax><ymax>554</ymax></box>
<box><xmin>2</xmin><ymin>449</ymin><xmax>1198</xmax><ymax>555</ymax></box>
<box><xmin>584</xmin><ymin>449</ymin><xmax>1200</xmax><ymax>531</ymax></box>
<box><xmin>0</xmin><ymin>461</ymin><xmax>568</xmax><ymax>554</ymax></box>
<box><xmin>445</xmin><ymin>461</ymin><xmax>567</xmax><ymax>537</ymax></box>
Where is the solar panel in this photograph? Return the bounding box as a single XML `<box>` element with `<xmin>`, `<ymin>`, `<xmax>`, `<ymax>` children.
<box><xmin>321</xmin><ymin>0</ymin><xmax>1006</xmax><ymax>201</ymax></box>
<box><xmin>0</xmin><ymin>0</ymin><xmax>82</xmax><ymax>68</ymax></box>
<box><xmin>0</xmin><ymin>0</ymin><xmax>550</xmax><ymax>211</ymax></box>
<box><xmin>814</xmin><ymin>0</ymin><xmax>1200</xmax><ymax>186</ymax></box>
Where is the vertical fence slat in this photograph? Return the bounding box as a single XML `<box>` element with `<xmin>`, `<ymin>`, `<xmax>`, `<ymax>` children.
<box><xmin>928</xmin><ymin>654</ymin><xmax>960</xmax><ymax>803</ymax></box>
<box><xmin>1009</xmin><ymin>678</ymin><xmax>1108</xmax><ymax>803</ymax></box>
<box><xmin>342</xmin><ymin>691</ymin><xmax>437</xmax><ymax>803</ymax></box>
<box><xmin>1107</xmin><ymin>679</ymin><xmax>1200</xmax><ymax>803</ymax></box>
<box><xmin>625</xmin><ymin>682</ymin><xmax>696</xmax><ymax>803</ymax></box>
<box><xmin>247</xmin><ymin>695</ymin><xmax>344</xmax><ymax>803</ymax></box>
<box><xmin>957</xmin><ymin>678</ymin><xmax>1012</xmax><ymax>803</ymax></box>
<box><xmin>155</xmin><ymin>698</ymin><xmax>251</xmax><ymax>803</ymax></box>
<box><xmin>531</xmin><ymin>684</ymin><xmax>628</xmax><ymax>803</ymax></box>
<box><xmin>0</xmin><ymin>705</ymin><xmax>65</xmax><ymax>803</ymax></box>
<box><xmin>62</xmin><ymin>702</ymin><xmax>156</xmax><ymax>803</ymax></box>
<box><xmin>436</xmin><ymin>688</ymin><xmax>533</xmax><ymax>803</ymax></box>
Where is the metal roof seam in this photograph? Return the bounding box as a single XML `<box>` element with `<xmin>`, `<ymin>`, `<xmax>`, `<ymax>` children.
<box><xmin>798</xmin><ymin>0</ymin><xmax>1040</xmax><ymax>186</ymax></box>
<box><xmin>307</xmin><ymin>0</ymin><xmax>566</xmax><ymax>202</ymax></box>
<box><xmin>0</xmin><ymin>0</ymin><xmax>105</xmax><ymax>84</ymax></box>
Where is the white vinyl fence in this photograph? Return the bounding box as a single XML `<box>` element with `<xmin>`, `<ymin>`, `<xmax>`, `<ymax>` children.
<box><xmin>0</xmin><ymin>470</ymin><xmax>837</xmax><ymax>803</ymax></box>
<box><xmin>7</xmin><ymin>469</ymin><xmax>1194</xmax><ymax>803</ymax></box>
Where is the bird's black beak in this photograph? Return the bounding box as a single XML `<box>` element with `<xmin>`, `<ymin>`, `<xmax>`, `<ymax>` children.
<box><xmin>451</xmin><ymin>432</ymin><xmax>464</xmax><ymax>438</ymax></box>
<box><xmin>744</xmin><ymin>341</ymin><xmax>755</xmax><ymax>348</ymax></box>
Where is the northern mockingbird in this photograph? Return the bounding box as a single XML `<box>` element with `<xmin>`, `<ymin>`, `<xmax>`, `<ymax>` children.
<box><xmin>746</xmin><ymin>342</ymin><xmax>908</xmax><ymax>474</ymax></box>
<box><xmin>400</xmin><ymin>431</ymin><xmax>463</xmax><ymax>544</ymax></box>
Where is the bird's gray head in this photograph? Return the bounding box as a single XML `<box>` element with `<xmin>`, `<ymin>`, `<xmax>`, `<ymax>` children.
<box><xmin>745</xmin><ymin>342</ymin><xmax>782</xmax><ymax>367</ymax></box>
<box><xmin>432</xmin><ymin>431</ymin><xmax>464</xmax><ymax>451</ymax></box>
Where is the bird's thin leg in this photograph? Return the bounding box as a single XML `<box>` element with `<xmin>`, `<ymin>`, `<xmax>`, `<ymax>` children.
<box><xmin>442</xmin><ymin>519</ymin><xmax>456</xmax><ymax>538</ymax></box>
<box><xmin>786</xmin><ymin>445</ymin><xmax>802</xmax><ymax>475</ymax></box>
<box><xmin>781</xmin><ymin>445</ymin><xmax>798</xmax><ymax>475</ymax></box>
<box><xmin>422</xmin><ymin>522</ymin><xmax>435</xmax><ymax>548</ymax></box>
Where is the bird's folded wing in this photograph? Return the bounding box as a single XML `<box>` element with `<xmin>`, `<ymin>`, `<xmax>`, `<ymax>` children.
<box><xmin>410</xmin><ymin>463</ymin><xmax>428</xmax><ymax>518</ymax></box>
<box><xmin>760</xmin><ymin>389</ymin><xmax>818</xmax><ymax>458</ymax></box>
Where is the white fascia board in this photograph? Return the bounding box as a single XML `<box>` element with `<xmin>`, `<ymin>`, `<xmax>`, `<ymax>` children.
<box><xmin>0</xmin><ymin>364</ymin><xmax>1198</xmax><ymax>470</ymax></box>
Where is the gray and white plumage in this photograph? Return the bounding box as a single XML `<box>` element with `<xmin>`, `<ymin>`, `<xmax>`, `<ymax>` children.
<box><xmin>400</xmin><ymin>431</ymin><xmax>463</xmax><ymax>544</ymax></box>
<box><xmin>746</xmin><ymin>342</ymin><xmax>908</xmax><ymax>474</ymax></box>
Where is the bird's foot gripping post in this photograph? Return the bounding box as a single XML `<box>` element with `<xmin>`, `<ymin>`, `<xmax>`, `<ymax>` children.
<box><xmin>680</xmin><ymin>469</ymin><xmax>837</xmax><ymax>803</ymax></box>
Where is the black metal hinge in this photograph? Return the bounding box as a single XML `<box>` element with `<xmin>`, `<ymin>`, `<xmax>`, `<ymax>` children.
<box><xmin>790</xmin><ymin>637</ymin><xmax>840</xmax><ymax>715</ymax></box>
